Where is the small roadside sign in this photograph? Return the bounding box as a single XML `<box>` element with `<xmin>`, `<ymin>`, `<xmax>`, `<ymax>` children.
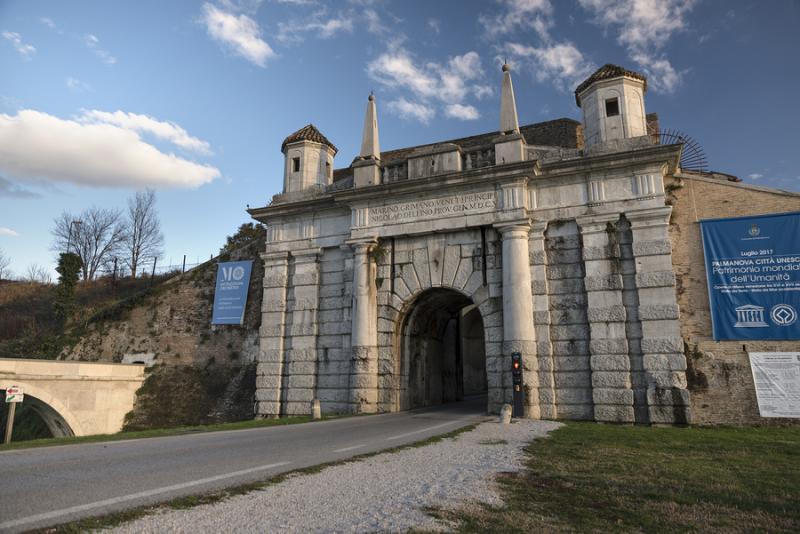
<box><xmin>5</xmin><ymin>385</ymin><xmax>23</xmax><ymax>403</ymax></box>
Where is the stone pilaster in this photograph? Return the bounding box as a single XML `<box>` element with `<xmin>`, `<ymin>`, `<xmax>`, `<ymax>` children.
<box><xmin>577</xmin><ymin>214</ymin><xmax>635</xmax><ymax>423</ymax></box>
<box><xmin>626</xmin><ymin>207</ymin><xmax>691</xmax><ymax>424</ymax></box>
<box><xmin>256</xmin><ymin>251</ymin><xmax>290</xmax><ymax>418</ymax></box>
<box><xmin>529</xmin><ymin>221</ymin><xmax>556</xmax><ymax>419</ymax></box>
<box><xmin>496</xmin><ymin>221</ymin><xmax>539</xmax><ymax>418</ymax></box>
<box><xmin>282</xmin><ymin>248</ymin><xmax>321</xmax><ymax>416</ymax></box>
<box><xmin>348</xmin><ymin>239</ymin><xmax>379</xmax><ymax>413</ymax></box>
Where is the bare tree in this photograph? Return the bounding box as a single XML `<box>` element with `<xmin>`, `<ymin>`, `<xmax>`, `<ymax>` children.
<box><xmin>0</xmin><ymin>248</ymin><xmax>10</xmax><ymax>280</ymax></box>
<box><xmin>23</xmin><ymin>263</ymin><xmax>52</xmax><ymax>284</ymax></box>
<box><xmin>52</xmin><ymin>208</ymin><xmax>125</xmax><ymax>280</ymax></box>
<box><xmin>123</xmin><ymin>189</ymin><xmax>163</xmax><ymax>278</ymax></box>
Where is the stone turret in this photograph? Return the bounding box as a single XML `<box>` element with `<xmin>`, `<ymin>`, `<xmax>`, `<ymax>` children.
<box><xmin>575</xmin><ymin>64</ymin><xmax>648</xmax><ymax>148</ymax></box>
<box><xmin>494</xmin><ymin>63</ymin><xmax>525</xmax><ymax>165</ymax></box>
<box><xmin>354</xmin><ymin>94</ymin><xmax>382</xmax><ymax>188</ymax></box>
<box><xmin>281</xmin><ymin>124</ymin><xmax>337</xmax><ymax>194</ymax></box>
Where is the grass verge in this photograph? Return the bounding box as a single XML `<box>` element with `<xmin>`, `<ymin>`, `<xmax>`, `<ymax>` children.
<box><xmin>0</xmin><ymin>415</ymin><xmax>348</xmax><ymax>452</ymax></box>
<box><xmin>431</xmin><ymin>422</ymin><xmax>800</xmax><ymax>533</ymax></box>
<box><xmin>37</xmin><ymin>422</ymin><xmax>479</xmax><ymax>533</ymax></box>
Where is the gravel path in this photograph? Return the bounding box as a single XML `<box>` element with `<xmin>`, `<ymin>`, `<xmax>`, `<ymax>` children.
<box><xmin>111</xmin><ymin>419</ymin><xmax>561</xmax><ymax>533</ymax></box>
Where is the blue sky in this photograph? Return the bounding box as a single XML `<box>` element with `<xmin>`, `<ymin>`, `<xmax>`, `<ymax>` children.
<box><xmin>1</xmin><ymin>0</ymin><xmax>799</xmax><ymax>278</ymax></box>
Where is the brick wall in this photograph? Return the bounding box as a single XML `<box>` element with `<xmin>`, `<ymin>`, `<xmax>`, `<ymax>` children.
<box><xmin>667</xmin><ymin>173</ymin><xmax>800</xmax><ymax>425</ymax></box>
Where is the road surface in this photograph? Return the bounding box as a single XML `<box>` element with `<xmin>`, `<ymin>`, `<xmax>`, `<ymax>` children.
<box><xmin>0</xmin><ymin>398</ymin><xmax>487</xmax><ymax>532</ymax></box>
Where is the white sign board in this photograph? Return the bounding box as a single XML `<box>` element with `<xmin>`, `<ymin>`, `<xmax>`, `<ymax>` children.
<box><xmin>5</xmin><ymin>385</ymin><xmax>23</xmax><ymax>403</ymax></box>
<box><xmin>749</xmin><ymin>352</ymin><xmax>800</xmax><ymax>418</ymax></box>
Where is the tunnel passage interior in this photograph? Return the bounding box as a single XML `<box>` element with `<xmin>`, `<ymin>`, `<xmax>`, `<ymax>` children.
<box><xmin>398</xmin><ymin>288</ymin><xmax>487</xmax><ymax>410</ymax></box>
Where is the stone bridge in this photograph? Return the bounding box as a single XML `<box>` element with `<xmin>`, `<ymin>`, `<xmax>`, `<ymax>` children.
<box><xmin>0</xmin><ymin>359</ymin><xmax>145</xmax><ymax>437</ymax></box>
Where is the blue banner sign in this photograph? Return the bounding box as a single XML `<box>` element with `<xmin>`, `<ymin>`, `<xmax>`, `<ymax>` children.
<box><xmin>211</xmin><ymin>260</ymin><xmax>253</xmax><ymax>325</ymax></box>
<box><xmin>701</xmin><ymin>212</ymin><xmax>800</xmax><ymax>340</ymax></box>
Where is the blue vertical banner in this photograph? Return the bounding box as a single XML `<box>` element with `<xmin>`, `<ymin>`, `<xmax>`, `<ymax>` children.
<box><xmin>700</xmin><ymin>212</ymin><xmax>800</xmax><ymax>340</ymax></box>
<box><xmin>212</xmin><ymin>260</ymin><xmax>253</xmax><ymax>325</ymax></box>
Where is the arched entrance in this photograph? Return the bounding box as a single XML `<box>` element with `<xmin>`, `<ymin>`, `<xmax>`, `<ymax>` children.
<box><xmin>397</xmin><ymin>288</ymin><xmax>487</xmax><ymax>411</ymax></box>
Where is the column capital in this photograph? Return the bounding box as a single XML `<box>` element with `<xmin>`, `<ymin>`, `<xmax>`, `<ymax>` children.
<box><xmin>576</xmin><ymin>213</ymin><xmax>620</xmax><ymax>234</ymax></box>
<box><xmin>529</xmin><ymin>220</ymin><xmax>548</xmax><ymax>238</ymax></box>
<box><xmin>345</xmin><ymin>238</ymin><xmax>378</xmax><ymax>255</ymax></box>
<box><xmin>260</xmin><ymin>251</ymin><xmax>289</xmax><ymax>264</ymax></box>
<box><xmin>495</xmin><ymin>219</ymin><xmax>531</xmax><ymax>239</ymax></box>
<box><xmin>291</xmin><ymin>247</ymin><xmax>322</xmax><ymax>263</ymax></box>
<box><xmin>625</xmin><ymin>206</ymin><xmax>672</xmax><ymax>228</ymax></box>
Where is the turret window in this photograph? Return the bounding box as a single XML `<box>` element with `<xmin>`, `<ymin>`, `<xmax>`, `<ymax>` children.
<box><xmin>292</xmin><ymin>157</ymin><xmax>300</xmax><ymax>172</ymax></box>
<box><xmin>605</xmin><ymin>98</ymin><xmax>620</xmax><ymax>117</ymax></box>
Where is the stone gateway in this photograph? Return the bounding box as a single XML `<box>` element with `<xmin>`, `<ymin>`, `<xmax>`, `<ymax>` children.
<box><xmin>247</xmin><ymin>63</ymin><xmax>797</xmax><ymax>425</ymax></box>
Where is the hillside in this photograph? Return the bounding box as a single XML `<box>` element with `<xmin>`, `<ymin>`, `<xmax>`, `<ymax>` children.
<box><xmin>0</xmin><ymin>231</ymin><xmax>265</xmax><ymax>430</ymax></box>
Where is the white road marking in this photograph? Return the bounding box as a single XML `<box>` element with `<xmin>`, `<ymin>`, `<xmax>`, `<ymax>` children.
<box><xmin>385</xmin><ymin>418</ymin><xmax>472</xmax><ymax>441</ymax></box>
<box><xmin>0</xmin><ymin>461</ymin><xmax>292</xmax><ymax>531</ymax></box>
<box><xmin>333</xmin><ymin>444</ymin><xmax>367</xmax><ymax>453</ymax></box>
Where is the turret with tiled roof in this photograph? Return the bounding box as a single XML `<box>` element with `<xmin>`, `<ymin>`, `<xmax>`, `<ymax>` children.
<box><xmin>281</xmin><ymin>124</ymin><xmax>338</xmax><ymax>155</ymax></box>
<box><xmin>574</xmin><ymin>63</ymin><xmax>649</xmax><ymax>148</ymax></box>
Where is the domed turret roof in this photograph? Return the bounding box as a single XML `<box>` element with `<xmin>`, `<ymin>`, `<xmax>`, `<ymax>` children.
<box><xmin>281</xmin><ymin>124</ymin><xmax>338</xmax><ymax>154</ymax></box>
<box><xmin>574</xmin><ymin>64</ymin><xmax>647</xmax><ymax>106</ymax></box>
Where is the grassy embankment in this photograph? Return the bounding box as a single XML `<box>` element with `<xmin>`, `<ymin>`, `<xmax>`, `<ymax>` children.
<box><xmin>435</xmin><ymin>422</ymin><xmax>800</xmax><ymax>533</ymax></box>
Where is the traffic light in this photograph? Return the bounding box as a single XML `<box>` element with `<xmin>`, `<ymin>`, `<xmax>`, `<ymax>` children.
<box><xmin>511</xmin><ymin>352</ymin><xmax>524</xmax><ymax>417</ymax></box>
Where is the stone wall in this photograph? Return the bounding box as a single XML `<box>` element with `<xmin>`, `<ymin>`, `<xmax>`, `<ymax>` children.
<box><xmin>667</xmin><ymin>173</ymin><xmax>800</xmax><ymax>425</ymax></box>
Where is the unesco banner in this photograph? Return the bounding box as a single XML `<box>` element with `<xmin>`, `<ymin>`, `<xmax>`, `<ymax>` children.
<box><xmin>701</xmin><ymin>212</ymin><xmax>800</xmax><ymax>340</ymax></box>
<box><xmin>211</xmin><ymin>260</ymin><xmax>253</xmax><ymax>325</ymax></box>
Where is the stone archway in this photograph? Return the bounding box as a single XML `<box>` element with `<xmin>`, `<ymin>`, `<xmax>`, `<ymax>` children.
<box><xmin>0</xmin><ymin>381</ymin><xmax>80</xmax><ymax>437</ymax></box>
<box><xmin>396</xmin><ymin>288</ymin><xmax>487</xmax><ymax>411</ymax></box>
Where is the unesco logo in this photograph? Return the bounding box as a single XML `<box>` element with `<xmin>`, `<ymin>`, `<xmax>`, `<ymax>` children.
<box><xmin>748</xmin><ymin>224</ymin><xmax>760</xmax><ymax>237</ymax></box>
<box><xmin>771</xmin><ymin>304</ymin><xmax>797</xmax><ymax>326</ymax></box>
<box><xmin>221</xmin><ymin>265</ymin><xmax>246</xmax><ymax>282</ymax></box>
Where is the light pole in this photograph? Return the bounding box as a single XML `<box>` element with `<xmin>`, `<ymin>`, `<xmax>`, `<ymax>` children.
<box><xmin>66</xmin><ymin>220</ymin><xmax>82</xmax><ymax>254</ymax></box>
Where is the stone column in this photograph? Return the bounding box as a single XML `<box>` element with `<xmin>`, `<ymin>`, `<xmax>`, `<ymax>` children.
<box><xmin>577</xmin><ymin>214</ymin><xmax>635</xmax><ymax>423</ymax></box>
<box><xmin>529</xmin><ymin>221</ymin><xmax>556</xmax><ymax>419</ymax></box>
<box><xmin>256</xmin><ymin>251</ymin><xmax>290</xmax><ymax>418</ymax></box>
<box><xmin>283</xmin><ymin>248</ymin><xmax>321</xmax><ymax>415</ymax></box>
<box><xmin>626</xmin><ymin>207</ymin><xmax>690</xmax><ymax>424</ymax></box>
<box><xmin>497</xmin><ymin>222</ymin><xmax>539</xmax><ymax>418</ymax></box>
<box><xmin>348</xmin><ymin>239</ymin><xmax>379</xmax><ymax>413</ymax></box>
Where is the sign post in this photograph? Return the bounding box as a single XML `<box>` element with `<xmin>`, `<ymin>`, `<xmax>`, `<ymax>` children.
<box><xmin>4</xmin><ymin>385</ymin><xmax>23</xmax><ymax>445</ymax></box>
<box><xmin>511</xmin><ymin>352</ymin><xmax>524</xmax><ymax>418</ymax></box>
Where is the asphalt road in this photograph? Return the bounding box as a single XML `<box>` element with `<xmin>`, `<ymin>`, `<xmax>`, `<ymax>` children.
<box><xmin>0</xmin><ymin>397</ymin><xmax>488</xmax><ymax>533</ymax></box>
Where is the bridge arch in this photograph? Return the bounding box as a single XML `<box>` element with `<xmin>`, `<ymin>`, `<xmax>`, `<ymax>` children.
<box><xmin>0</xmin><ymin>359</ymin><xmax>145</xmax><ymax>437</ymax></box>
<box><xmin>0</xmin><ymin>380</ymin><xmax>83</xmax><ymax>437</ymax></box>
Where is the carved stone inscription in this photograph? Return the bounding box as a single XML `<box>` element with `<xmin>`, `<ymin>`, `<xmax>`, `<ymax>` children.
<box><xmin>370</xmin><ymin>191</ymin><xmax>497</xmax><ymax>224</ymax></box>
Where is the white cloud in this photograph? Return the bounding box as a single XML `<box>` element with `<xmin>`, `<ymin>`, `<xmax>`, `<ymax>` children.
<box><xmin>479</xmin><ymin>0</ymin><xmax>554</xmax><ymax>40</ymax></box>
<box><xmin>629</xmin><ymin>52</ymin><xmax>684</xmax><ymax>93</ymax></box>
<box><xmin>2</xmin><ymin>31</ymin><xmax>36</xmax><ymax>59</ymax></box>
<box><xmin>748</xmin><ymin>173</ymin><xmax>763</xmax><ymax>181</ymax></box>
<box><xmin>202</xmin><ymin>2</ymin><xmax>275</xmax><ymax>67</ymax></box>
<box><xmin>367</xmin><ymin>49</ymin><xmax>488</xmax><ymax>123</ymax></box>
<box><xmin>578</xmin><ymin>0</ymin><xmax>695</xmax><ymax>92</ymax></box>
<box><xmin>427</xmin><ymin>18</ymin><xmax>441</xmax><ymax>35</ymax></box>
<box><xmin>66</xmin><ymin>77</ymin><xmax>92</xmax><ymax>92</ymax></box>
<box><xmin>506</xmin><ymin>42</ymin><xmax>594</xmax><ymax>91</ymax></box>
<box><xmin>83</xmin><ymin>33</ymin><xmax>117</xmax><ymax>65</ymax></box>
<box><xmin>40</xmin><ymin>17</ymin><xmax>56</xmax><ymax>29</ymax></box>
<box><xmin>386</xmin><ymin>98</ymin><xmax>435</xmax><ymax>124</ymax></box>
<box><xmin>445</xmin><ymin>104</ymin><xmax>480</xmax><ymax>120</ymax></box>
<box><xmin>276</xmin><ymin>12</ymin><xmax>354</xmax><ymax>43</ymax></box>
<box><xmin>0</xmin><ymin>227</ymin><xmax>19</xmax><ymax>237</ymax></box>
<box><xmin>0</xmin><ymin>110</ymin><xmax>219</xmax><ymax>189</ymax></box>
<box><xmin>79</xmin><ymin>110</ymin><xmax>212</xmax><ymax>155</ymax></box>
<box><xmin>368</xmin><ymin>50</ymin><xmax>438</xmax><ymax>99</ymax></box>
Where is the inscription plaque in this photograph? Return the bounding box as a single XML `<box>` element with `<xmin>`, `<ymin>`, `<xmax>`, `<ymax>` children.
<box><xmin>370</xmin><ymin>192</ymin><xmax>496</xmax><ymax>224</ymax></box>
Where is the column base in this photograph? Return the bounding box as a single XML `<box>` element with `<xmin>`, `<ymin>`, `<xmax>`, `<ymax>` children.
<box><xmin>349</xmin><ymin>346</ymin><xmax>378</xmax><ymax>413</ymax></box>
